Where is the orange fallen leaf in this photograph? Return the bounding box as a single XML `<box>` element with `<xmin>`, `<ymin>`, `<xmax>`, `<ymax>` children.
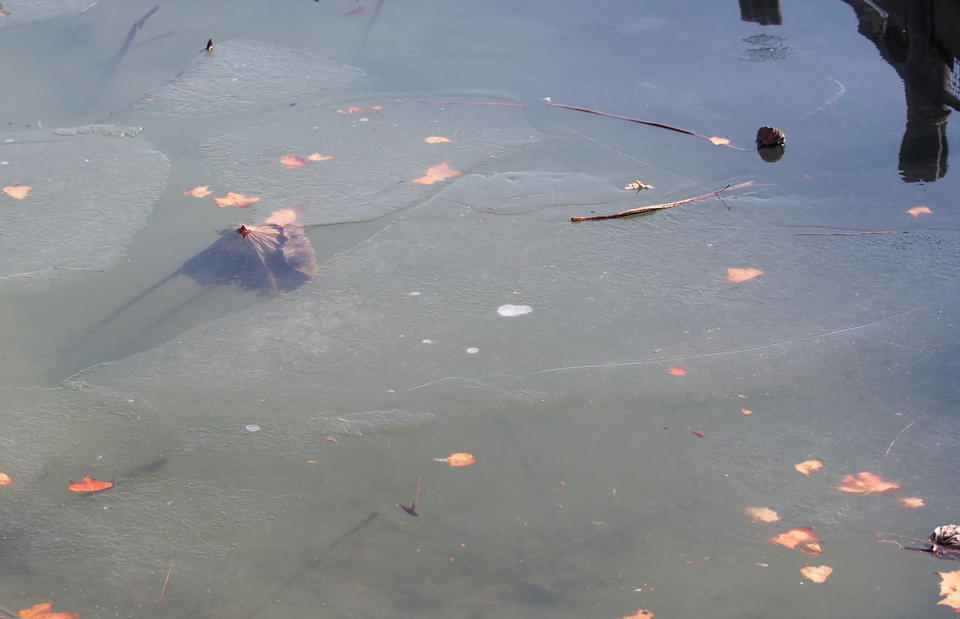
<box><xmin>767</xmin><ymin>527</ymin><xmax>823</xmax><ymax>554</ymax></box>
<box><xmin>938</xmin><ymin>570</ymin><xmax>960</xmax><ymax>612</ymax></box>
<box><xmin>280</xmin><ymin>154</ymin><xmax>308</xmax><ymax>168</ymax></box>
<box><xmin>741</xmin><ymin>408</ymin><xmax>753</xmax><ymax>416</ymax></box>
<box><xmin>213</xmin><ymin>192</ymin><xmax>261</xmax><ymax>208</ymax></box>
<box><xmin>708</xmin><ymin>136</ymin><xmax>731</xmax><ymax>146</ymax></box>
<box><xmin>726</xmin><ymin>267</ymin><xmax>764</xmax><ymax>283</ymax></box>
<box><xmin>622</xmin><ymin>610</ymin><xmax>656</xmax><ymax>619</ymax></box>
<box><xmin>745</xmin><ymin>506</ymin><xmax>780</xmax><ymax>523</ymax></box>
<box><xmin>412</xmin><ymin>162</ymin><xmax>461</xmax><ymax>185</ymax></box>
<box><xmin>264</xmin><ymin>209</ymin><xmax>297</xmax><ymax>226</ymax></box>
<box><xmin>440</xmin><ymin>452</ymin><xmax>476</xmax><ymax>467</ymax></box>
<box><xmin>0</xmin><ymin>472</ymin><xmax>11</xmax><ymax>485</ymax></box>
<box><xmin>184</xmin><ymin>185</ymin><xmax>212</xmax><ymax>198</ymax></box>
<box><xmin>18</xmin><ymin>601</ymin><xmax>80</xmax><ymax>619</ymax></box>
<box><xmin>801</xmin><ymin>564</ymin><xmax>833</xmax><ymax>583</ymax></box>
<box><xmin>3</xmin><ymin>185</ymin><xmax>31</xmax><ymax>200</ymax></box>
<box><xmin>667</xmin><ymin>364</ymin><xmax>688</xmax><ymax>376</ymax></box>
<box><xmin>68</xmin><ymin>475</ymin><xmax>114</xmax><ymax>493</ymax></box>
<box><xmin>836</xmin><ymin>471</ymin><xmax>901</xmax><ymax>494</ymax></box>
<box><xmin>794</xmin><ymin>459</ymin><xmax>824</xmax><ymax>476</ymax></box>
<box><xmin>906</xmin><ymin>205</ymin><xmax>932</xmax><ymax>217</ymax></box>
<box><xmin>306</xmin><ymin>152</ymin><xmax>335</xmax><ymax>161</ymax></box>
<box><xmin>899</xmin><ymin>496</ymin><xmax>925</xmax><ymax>509</ymax></box>
<box><xmin>424</xmin><ymin>136</ymin><xmax>451</xmax><ymax>144</ymax></box>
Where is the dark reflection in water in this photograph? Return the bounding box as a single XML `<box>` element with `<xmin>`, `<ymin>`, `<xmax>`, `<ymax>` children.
<box><xmin>742</xmin><ymin>0</ymin><xmax>960</xmax><ymax>183</ymax></box>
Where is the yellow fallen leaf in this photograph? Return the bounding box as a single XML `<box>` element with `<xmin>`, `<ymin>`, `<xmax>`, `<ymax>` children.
<box><xmin>306</xmin><ymin>152</ymin><xmax>335</xmax><ymax>161</ymax></box>
<box><xmin>836</xmin><ymin>471</ymin><xmax>901</xmax><ymax>494</ymax></box>
<box><xmin>794</xmin><ymin>460</ymin><xmax>824</xmax><ymax>476</ymax></box>
<box><xmin>726</xmin><ymin>267</ymin><xmax>763</xmax><ymax>283</ymax></box>
<box><xmin>213</xmin><ymin>192</ymin><xmax>261</xmax><ymax>208</ymax></box>
<box><xmin>767</xmin><ymin>527</ymin><xmax>823</xmax><ymax>554</ymax></box>
<box><xmin>280</xmin><ymin>154</ymin><xmax>307</xmax><ymax>168</ymax></box>
<box><xmin>3</xmin><ymin>185</ymin><xmax>31</xmax><ymax>200</ymax></box>
<box><xmin>439</xmin><ymin>452</ymin><xmax>476</xmax><ymax>467</ymax></box>
<box><xmin>709</xmin><ymin>136</ymin><xmax>731</xmax><ymax>146</ymax></box>
<box><xmin>898</xmin><ymin>496</ymin><xmax>925</xmax><ymax>509</ymax></box>
<box><xmin>0</xmin><ymin>472</ymin><xmax>11</xmax><ymax>485</ymax></box>
<box><xmin>184</xmin><ymin>185</ymin><xmax>212</xmax><ymax>198</ymax></box>
<box><xmin>741</xmin><ymin>408</ymin><xmax>753</xmax><ymax>416</ymax></box>
<box><xmin>938</xmin><ymin>570</ymin><xmax>960</xmax><ymax>612</ymax></box>
<box><xmin>906</xmin><ymin>205</ymin><xmax>932</xmax><ymax>217</ymax></box>
<box><xmin>412</xmin><ymin>162</ymin><xmax>461</xmax><ymax>185</ymax></box>
<box><xmin>801</xmin><ymin>564</ymin><xmax>833</xmax><ymax>583</ymax></box>
<box><xmin>424</xmin><ymin>136</ymin><xmax>451</xmax><ymax>143</ymax></box>
<box><xmin>745</xmin><ymin>506</ymin><xmax>780</xmax><ymax>523</ymax></box>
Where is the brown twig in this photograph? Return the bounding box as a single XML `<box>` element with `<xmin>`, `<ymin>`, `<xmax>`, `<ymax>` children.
<box><xmin>571</xmin><ymin>181</ymin><xmax>754</xmax><ymax>222</ymax></box>
<box><xmin>159</xmin><ymin>558</ymin><xmax>174</xmax><ymax>599</ymax></box>
<box><xmin>885</xmin><ymin>417</ymin><xmax>920</xmax><ymax>457</ymax></box>
<box><xmin>796</xmin><ymin>231</ymin><xmax>907</xmax><ymax>236</ymax></box>
<box><xmin>545</xmin><ymin>101</ymin><xmax>743</xmax><ymax>148</ymax></box>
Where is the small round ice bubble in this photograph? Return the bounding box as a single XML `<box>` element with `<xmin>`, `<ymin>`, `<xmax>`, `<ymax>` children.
<box><xmin>497</xmin><ymin>304</ymin><xmax>533</xmax><ymax>317</ymax></box>
<box><xmin>246</xmin><ymin>424</ymin><xmax>261</xmax><ymax>432</ymax></box>
<box><xmin>466</xmin><ymin>347</ymin><xmax>479</xmax><ymax>354</ymax></box>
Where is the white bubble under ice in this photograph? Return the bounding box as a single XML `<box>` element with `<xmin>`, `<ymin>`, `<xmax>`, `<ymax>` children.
<box><xmin>497</xmin><ymin>304</ymin><xmax>533</xmax><ymax>317</ymax></box>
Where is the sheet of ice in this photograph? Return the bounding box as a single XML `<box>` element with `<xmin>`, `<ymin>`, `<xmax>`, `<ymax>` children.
<box><xmin>0</xmin><ymin>130</ymin><xmax>169</xmax><ymax>293</ymax></box>
<box><xmin>198</xmin><ymin>100</ymin><xmax>541</xmax><ymax>225</ymax></box>
<box><xmin>0</xmin><ymin>0</ymin><xmax>96</xmax><ymax>28</ymax></box>
<box><xmin>135</xmin><ymin>39</ymin><xmax>365</xmax><ymax>117</ymax></box>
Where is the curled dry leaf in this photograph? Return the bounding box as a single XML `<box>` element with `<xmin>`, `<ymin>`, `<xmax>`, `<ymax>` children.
<box><xmin>213</xmin><ymin>192</ymin><xmax>261</xmax><ymax>208</ymax></box>
<box><xmin>424</xmin><ymin>136</ymin><xmax>451</xmax><ymax>143</ymax></box>
<box><xmin>938</xmin><ymin>570</ymin><xmax>960</xmax><ymax>612</ymax></box>
<box><xmin>800</xmin><ymin>565</ymin><xmax>833</xmax><ymax>583</ymax></box>
<box><xmin>18</xmin><ymin>601</ymin><xmax>80</xmax><ymax>619</ymax></box>
<box><xmin>899</xmin><ymin>496</ymin><xmax>925</xmax><ymax>509</ymax></box>
<box><xmin>667</xmin><ymin>364</ymin><xmax>688</xmax><ymax>376</ymax></box>
<box><xmin>184</xmin><ymin>185</ymin><xmax>213</xmax><ymax>198</ymax></box>
<box><xmin>836</xmin><ymin>472</ymin><xmax>901</xmax><ymax>494</ymax></box>
<box><xmin>906</xmin><ymin>206</ymin><xmax>932</xmax><ymax>217</ymax></box>
<box><xmin>726</xmin><ymin>267</ymin><xmax>764</xmax><ymax>283</ymax></box>
<box><xmin>767</xmin><ymin>526</ymin><xmax>823</xmax><ymax>554</ymax></box>
<box><xmin>412</xmin><ymin>162</ymin><xmax>462</xmax><ymax>185</ymax></box>
<box><xmin>0</xmin><ymin>472</ymin><xmax>11</xmax><ymax>485</ymax></box>
<box><xmin>3</xmin><ymin>185</ymin><xmax>31</xmax><ymax>200</ymax></box>
<box><xmin>440</xmin><ymin>452</ymin><xmax>476</xmax><ymax>467</ymax></box>
<box><xmin>623</xmin><ymin>610</ymin><xmax>656</xmax><ymax>619</ymax></box>
<box><xmin>745</xmin><ymin>506</ymin><xmax>780</xmax><ymax>523</ymax></box>
<box><xmin>67</xmin><ymin>475</ymin><xmax>114</xmax><ymax>493</ymax></box>
<box><xmin>794</xmin><ymin>459</ymin><xmax>824</xmax><ymax>476</ymax></box>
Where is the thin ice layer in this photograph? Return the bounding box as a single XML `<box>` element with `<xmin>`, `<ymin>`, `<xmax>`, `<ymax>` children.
<box><xmin>0</xmin><ymin>0</ymin><xmax>96</xmax><ymax>27</ymax></box>
<box><xmin>135</xmin><ymin>39</ymin><xmax>365</xmax><ymax>116</ymax></box>
<box><xmin>199</xmin><ymin>99</ymin><xmax>540</xmax><ymax>225</ymax></box>
<box><xmin>0</xmin><ymin>131</ymin><xmax>169</xmax><ymax>293</ymax></box>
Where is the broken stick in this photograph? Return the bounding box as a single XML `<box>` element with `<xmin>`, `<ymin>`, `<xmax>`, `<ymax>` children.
<box><xmin>571</xmin><ymin>181</ymin><xmax>754</xmax><ymax>222</ymax></box>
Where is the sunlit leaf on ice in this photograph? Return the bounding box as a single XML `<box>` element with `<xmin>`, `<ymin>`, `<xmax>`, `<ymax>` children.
<box><xmin>800</xmin><ymin>564</ymin><xmax>833</xmax><ymax>583</ymax></box>
<box><xmin>622</xmin><ymin>610</ymin><xmax>656</xmax><ymax>619</ymax></box>
<box><xmin>199</xmin><ymin>99</ymin><xmax>536</xmax><ymax>225</ymax></box>
<box><xmin>899</xmin><ymin>496</ymin><xmax>925</xmax><ymax>509</ymax></box>
<box><xmin>424</xmin><ymin>136</ymin><xmax>451</xmax><ymax>143</ymax></box>
<box><xmin>213</xmin><ymin>192</ymin><xmax>260</xmax><ymax>208</ymax></box>
<box><xmin>136</xmin><ymin>39</ymin><xmax>364</xmax><ymax>116</ymax></box>
<box><xmin>836</xmin><ymin>472</ymin><xmax>901</xmax><ymax>494</ymax></box>
<box><xmin>338</xmin><ymin>105</ymin><xmax>383</xmax><ymax>114</ymax></box>
<box><xmin>708</xmin><ymin>136</ymin><xmax>731</xmax><ymax>146</ymax></box>
<box><xmin>2</xmin><ymin>184</ymin><xmax>31</xmax><ymax>200</ymax></box>
<box><xmin>938</xmin><ymin>571</ymin><xmax>960</xmax><ymax>612</ymax></box>
<box><xmin>0</xmin><ymin>130</ymin><xmax>169</xmax><ymax>293</ymax></box>
<box><xmin>68</xmin><ymin>475</ymin><xmax>114</xmax><ymax>493</ymax></box>
<box><xmin>436</xmin><ymin>452</ymin><xmax>476</xmax><ymax>467</ymax></box>
<box><xmin>726</xmin><ymin>267</ymin><xmax>764</xmax><ymax>283</ymax></box>
<box><xmin>741</xmin><ymin>408</ymin><xmax>753</xmax><ymax>415</ymax></box>
<box><xmin>667</xmin><ymin>364</ymin><xmax>688</xmax><ymax>376</ymax></box>
<box><xmin>745</xmin><ymin>506</ymin><xmax>780</xmax><ymax>523</ymax></box>
<box><xmin>412</xmin><ymin>162</ymin><xmax>462</xmax><ymax>185</ymax></box>
<box><xmin>184</xmin><ymin>185</ymin><xmax>213</xmax><ymax>198</ymax></box>
<box><xmin>906</xmin><ymin>205</ymin><xmax>932</xmax><ymax>217</ymax></box>
<box><xmin>280</xmin><ymin>154</ymin><xmax>308</xmax><ymax>168</ymax></box>
<box><xmin>0</xmin><ymin>0</ymin><xmax>95</xmax><ymax>28</ymax></box>
<box><xmin>0</xmin><ymin>472</ymin><xmax>10</xmax><ymax>485</ymax></box>
<box><xmin>18</xmin><ymin>601</ymin><xmax>80</xmax><ymax>619</ymax></box>
<box><xmin>767</xmin><ymin>527</ymin><xmax>823</xmax><ymax>554</ymax></box>
<box><xmin>794</xmin><ymin>459</ymin><xmax>823</xmax><ymax>476</ymax></box>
